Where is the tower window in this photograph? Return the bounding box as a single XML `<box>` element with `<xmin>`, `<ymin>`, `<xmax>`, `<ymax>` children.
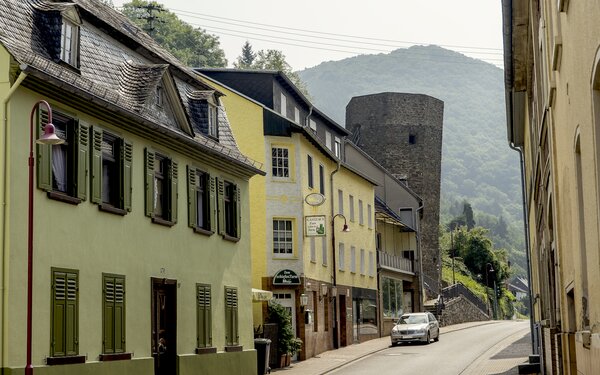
<box><xmin>409</xmin><ymin>134</ymin><xmax>416</xmax><ymax>144</ymax></box>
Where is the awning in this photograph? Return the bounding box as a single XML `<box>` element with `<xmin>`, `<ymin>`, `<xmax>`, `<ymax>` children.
<box><xmin>252</xmin><ymin>288</ymin><xmax>273</xmax><ymax>302</ymax></box>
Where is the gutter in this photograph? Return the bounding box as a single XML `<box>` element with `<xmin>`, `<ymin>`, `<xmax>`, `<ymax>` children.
<box><xmin>416</xmin><ymin>200</ymin><xmax>425</xmax><ymax>311</ymax></box>
<box><xmin>1</xmin><ymin>67</ymin><xmax>28</xmax><ymax>369</ymax></box>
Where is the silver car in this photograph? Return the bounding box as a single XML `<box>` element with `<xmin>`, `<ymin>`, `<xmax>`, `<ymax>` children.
<box><xmin>390</xmin><ymin>312</ymin><xmax>440</xmax><ymax>345</ymax></box>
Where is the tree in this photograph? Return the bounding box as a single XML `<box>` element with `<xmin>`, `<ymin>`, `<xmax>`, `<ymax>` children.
<box><xmin>463</xmin><ymin>201</ymin><xmax>475</xmax><ymax>229</ymax></box>
<box><xmin>121</xmin><ymin>0</ymin><xmax>227</xmax><ymax>67</ymax></box>
<box><xmin>234</xmin><ymin>41</ymin><xmax>256</xmax><ymax>69</ymax></box>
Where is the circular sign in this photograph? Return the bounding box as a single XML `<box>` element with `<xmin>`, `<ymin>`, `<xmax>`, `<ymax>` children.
<box><xmin>305</xmin><ymin>193</ymin><xmax>326</xmax><ymax>206</ymax></box>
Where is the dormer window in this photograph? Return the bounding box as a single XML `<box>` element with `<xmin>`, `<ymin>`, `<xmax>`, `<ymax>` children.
<box><xmin>208</xmin><ymin>104</ymin><xmax>218</xmax><ymax>138</ymax></box>
<box><xmin>60</xmin><ymin>8</ymin><xmax>81</xmax><ymax>68</ymax></box>
<box><xmin>156</xmin><ymin>85</ymin><xmax>164</xmax><ymax>108</ymax></box>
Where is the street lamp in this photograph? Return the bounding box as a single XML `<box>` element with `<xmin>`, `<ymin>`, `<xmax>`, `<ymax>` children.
<box><xmin>485</xmin><ymin>262</ymin><xmax>495</xmax><ymax>319</ymax></box>
<box><xmin>26</xmin><ymin>100</ymin><xmax>64</xmax><ymax>375</ymax></box>
<box><xmin>331</xmin><ymin>213</ymin><xmax>349</xmax><ymax>349</ymax></box>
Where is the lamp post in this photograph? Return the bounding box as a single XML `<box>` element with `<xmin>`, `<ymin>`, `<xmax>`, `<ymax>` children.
<box><xmin>26</xmin><ymin>101</ymin><xmax>64</xmax><ymax>375</ymax></box>
<box><xmin>331</xmin><ymin>213</ymin><xmax>349</xmax><ymax>349</ymax></box>
<box><xmin>485</xmin><ymin>262</ymin><xmax>495</xmax><ymax>320</ymax></box>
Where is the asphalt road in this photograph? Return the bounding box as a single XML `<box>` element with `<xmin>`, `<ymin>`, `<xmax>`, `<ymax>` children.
<box><xmin>329</xmin><ymin>320</ymin><xmax>530</xmax><ymax>375</ymax></box>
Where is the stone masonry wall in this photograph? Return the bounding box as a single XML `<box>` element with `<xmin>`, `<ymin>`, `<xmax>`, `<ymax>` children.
<box><xmin>440</xmin><ymin>296</ymin><xmax>490</xmax><ymax>327</ymax></box>
<box><xmin>346</xmin><ymin>93</ymin><xmax>444</xmax><ymax>294</ymax></box>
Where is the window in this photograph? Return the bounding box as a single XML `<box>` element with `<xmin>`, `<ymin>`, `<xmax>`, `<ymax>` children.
<box><xmin>156</xmin><ymin>85</ymin><xmax>164</xmax><ymax>107</ymax></box>
<box><xmin>224</xmin><ymin>287</ymin><xmax>239</xmax><ymax>346</ymax></box>
<box><xmin>218</xmin><ymin>180</ymin><xmax>240</xmax><ymax>239</ymax></box>
<box><xmin>334</xmin><ymin>137</ymin><xmax>341</xmax><ymax>157</ymax></box>
<box><xmin>338</xmin><ymin>189</ymin><xmax>344</xmax><ymax>214</ymax></box>
<box><xmin>294</xmin><ymin>107</ymin><xmax>300</xmax><ymax>123</ymax></box>
<box><xmin>60</xmin><ymin>18</ymin><xmax>79</xmax><ymax>67</ymax></box>
<box><xmin>280</xmin><ymin>93</ymin><xmax>287</xmax><ymax>116</ymax></box>
<box><xmin>145</xmin><ymin>149</ymin><xmax>178</xmax><ymax>224</ymax></box>
<box><xmin>376</xmin><ymin>232</ymin><xmax>382</xmax><ymax>250</ymax></box>
<box><xmin>273</xmin><ymin>219</ymin><xmax>293</xmax><ymax>255</ymax></box>
<box><xmin>272</xmin><ymin>147</ymin><xmax>289</xmax><ymax>178</ymax></box>
<box><xmin>187</xmin><ymin>167</ymin><xmax>214</xmax><ymax>233</ymax></box>
<box><xmin>369</xmin><ymin>251</ymin><xmax>374</xmax><ymax>277</ymax></box>
<box><xmin>91</xmin><ymin>128</ymin><xmax>132</xmax><ymax>213</ymax></box>
<box><xmin>368</xmin><ymin>204</ymin><xmax>373</xmax><ymax>228</ymax></box>
<box><xmin>350</xmin><ymin>246</ymin><xmax>356</xmax><ymax>273</ymax></box>
<box><xmin>310</xmin><ymin>237</ymin><xmax>316</xmax><ymax>262</ymax></box>
<box><xmin>208</xmin><ymin>104</ymin><xmax>218</xmax><ymax>138</ymax></box>
<box><xmin>102</xmin><ymin>274</ymin><xmax>126</xmax><ymax>355</ymax></box>
<box><xmin>399</xmin><ymin>208</ymin><xmax>415</xmax><ymax>228</ymax></box>
<box><xmin>307</xmin><ymin>155</ymin><xmax>313</xmax><ymax>188</ymax></box>
<box><xmin>322</xmin><ymin>236</ymin><xmax>328</xmax><ymax>265</ymax></box>
<box><xmin>338</xmin><ymin>243</ymin><xmax>345</xmax><ymax>271</ymax></box>
<box><xmin>319</xmin><ymin>165</ymin><xmax>325</xmax><ymax>195</ymax></box>
<box><xmin>197</xmin><ymin>284</ymin><xmax>212</xmax><ymax>348</ymax></box>
<box><xmin>309</xmin><ymin>119</ymin><xmax>317</xmax><ymax>132</ymax></box>
<box><xmin>382</xmin><ymin>277</ymin><xmax>403</xmax><ymax>318</ymax></box>
<box><xmin>358</xmin><ymin>199</ymin><xmax>364</xmax><ymax>225</ymax></box>
<box><xmin>37</xmin><ymin>111</ymin><xmax>88</xmax><ymax>202</ymax></box>
<box><xmin>325</xmin><ymin>131</ymin><xmax>332</xmax><ymax>150</ymax></box>
<box><xmin>349</xmin><ymin>195</ymin><xmax>355</xmax><ymax>221</ymax></box>
<box><xmin>409</xmin><ymin>134</ymin><xmax>416</xmax><ymax>144</ymax></box>
<box><xmin>50</xmin><ymin>268</ymin><xmax>79</xmax><ymax>357</ymax></box>
<box><xmin>360</xmin><ymin>249</ymin><xmax>365</xmax><ymax>275</ymax></box>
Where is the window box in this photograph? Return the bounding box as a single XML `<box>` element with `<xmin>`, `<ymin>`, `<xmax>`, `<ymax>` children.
<box><xmin>99</xmin><ymin>353</ymin><xmax>132</xmax><ymax>362</ymax></box>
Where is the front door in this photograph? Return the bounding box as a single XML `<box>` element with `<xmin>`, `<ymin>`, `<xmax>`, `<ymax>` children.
<box><xmin>274</xmin><ymin>291</ymin><xmax>297</xmax><ymax>359</ymax></box>
<box><xmin>151</xmin><ymin>278</ymin><xmax>177</xmax><ymax>375</ymax></box>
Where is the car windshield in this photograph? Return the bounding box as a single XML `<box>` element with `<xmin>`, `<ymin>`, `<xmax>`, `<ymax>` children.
<box><xmin>398</xmin><ymin>315</ymin><xmax>427</xmax><ymax>325</ymax></box>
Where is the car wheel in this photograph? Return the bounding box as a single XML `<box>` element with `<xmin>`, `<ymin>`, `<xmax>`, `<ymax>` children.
<box><xmin>424</xmin><ymin>331</ymin><xmax>430</xmax><ymax>345</ymax></box>
<box><xmin>434</xmin><ymin>332</ymin><xmax>439</xmax><ymax>342</ymax></box>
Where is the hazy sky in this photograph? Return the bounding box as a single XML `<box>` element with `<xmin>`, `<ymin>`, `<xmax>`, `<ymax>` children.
<box><xmin>112</xmin><ymin>0</ymin><xmax>504</xmax><ymax>71</ymax></box>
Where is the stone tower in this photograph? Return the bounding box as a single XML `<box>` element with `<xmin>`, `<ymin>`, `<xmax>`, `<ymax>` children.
<box><xmin>346</xmin><ymin>92</ymin><xmax>444</xmax><ymax>296</ymax></box>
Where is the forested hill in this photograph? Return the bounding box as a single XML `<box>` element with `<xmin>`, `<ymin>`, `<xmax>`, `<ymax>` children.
<box><xmin>298</xmin><ymin>45</ymin><xmax>525</xmax><ymax>261</ymax></box>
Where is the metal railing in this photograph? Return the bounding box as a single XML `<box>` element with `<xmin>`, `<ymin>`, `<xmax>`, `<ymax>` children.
<box><xmin>377</xmin><ymin>250</ymin><xmax>414</xmax><ymax>274</ymax></box>
<box><xmin>422</xmin><ymin>273</ymin><xmax>440</xmax><ymax>296</ymax></box>
<box><xmin>442</xmin><ymin>282</ymin><xmax>488</xmax><ymax>314</ymax></box>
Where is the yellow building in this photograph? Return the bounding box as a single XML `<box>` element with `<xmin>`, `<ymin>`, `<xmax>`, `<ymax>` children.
<box><xmin>198</xmin><ymin>70</ymin><xmax>378</xmax><ymax>363</ymax></box>
<box><xmin>503</xmin><ymin>1</ymin><xmax>600</xmax><ymax>374</ymax></box>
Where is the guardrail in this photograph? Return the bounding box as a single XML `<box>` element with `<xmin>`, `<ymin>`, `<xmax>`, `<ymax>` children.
<box><xmin>377</xmin><ymin>250</ymin><xmax>414</xmax><ymax>274</ymax></box>
<box><xmin>442</xmin><ymin>282</ymin><xmax>488</xmax><ymax>314</ymax></box>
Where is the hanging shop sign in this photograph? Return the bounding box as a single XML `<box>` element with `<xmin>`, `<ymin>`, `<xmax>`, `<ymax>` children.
<box><xmin>273</xmin><ymin>269</ymin><xmax>301</xmax><ymax>286</ymax></box>
<box><xmin>305</xmin><ymin>193</ymin><xmax>326</xmax><ymax>206</ymax></box>
<box><xmin>305</xmin><ymin>215</ymin><xmax>326</xmax><ymax>237</ymax></box>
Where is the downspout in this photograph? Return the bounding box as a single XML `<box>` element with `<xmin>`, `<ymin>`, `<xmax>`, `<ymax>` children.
<box><xmin>510</xmin><ymin>142</ymin><xmax>536</xmax><ymax>354</ymax></box>
<box><xmin>304</xmin><ymin>106</ymin><xmax>313</xmax><ymax>129</ymax></box>
<box><xmin>1</xmin><ymin>68</ymin><xmax>28</xmax><ymax>369</ymax></box>
<box><xmin>415</xmin><ymin>200</ymin><xmax>425</xmax><ymax>311</ymax></box>
<box><xmin>329</xmin><ymin>160</ymin><xmax>340</xmax><ymax>349</ymax></box>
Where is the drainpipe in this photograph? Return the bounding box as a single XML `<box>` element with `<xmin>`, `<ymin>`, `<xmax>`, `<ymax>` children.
<box><xmin>330</xmin><ymin>160</ymin><xmax>340</xmax><ymax>349</ymax></box>
<box><xmin>304</xmin><ymin>106</ymin><xmax>313</xmax><ymax>130</ymax></box>
<box><xmin>1</xmin><ymin>68</ymin><xmax>28</xmax><ymax>369</ymax></box>
<box><xmin>415</xmin><ymin>200</ymin><xmax>425</xmax><ymax>311</ymax></box>
<box><xmin>509</xmin><ymin>142</ymin><xmax>536</xmax><ymax>354</ymax></box>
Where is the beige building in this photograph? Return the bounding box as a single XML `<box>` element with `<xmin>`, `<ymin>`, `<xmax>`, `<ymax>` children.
<box><xmin>503</xmin><ymin>1</ymin><xmax>600</xmax><ymax>374</ymax></box>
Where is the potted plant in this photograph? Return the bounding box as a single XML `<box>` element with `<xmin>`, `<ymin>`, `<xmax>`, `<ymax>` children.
<box><xmin>267</xmin><ymin>301</ymin><xmax>303</xmax><ymax>368</ymax></box>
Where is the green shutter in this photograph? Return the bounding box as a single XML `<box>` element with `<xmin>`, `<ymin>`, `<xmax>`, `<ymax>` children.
<box><xmin>113</xmin><ymin>277</ymin><xmax>126</xmax><ymax>353</ymax></box>
<box><xmin>217</xmin><ymin>179</ymin><xmax>225</xmax><ymax>235</ymax></box>
<box><xmin>225</xmin><ymin>287</ymin><xmax>238</xmax><ymax>346</ymax></box>
<box><xmin>90</xmin><ymin>127</ymin><xmax>102</xmax><ymax>204</ymax></box>
<box><xmin>209</xmin><ymin>176</ymin><xmax>215</xmax><ymax>232</ymax></box>
<box><xmin>187</xmin><ymin>166</ymin><xmax>197</xmax><ymax>228</ymax></box>
<box><xmin>51</xmin><ymin>270</ymin><xmax>67</xmax><ymax>356</ymax></box>
<box><xmin>169</xmin><ymin>160</ymin><xmax>178</xmax><ymax>223</ymax></box>
<box><xmin>234</xmin><ymin>185</ymin><xmax>241</xmax><ymax>239</ymax></box>
<box><xmin>122</xmin><ymin>141</ymin><xmax>133</xmax><ymax>211</ymax></box>
<box><xmin>103</xmin><ymin>276</ymin><xmax>115</xmax><ymax>354</ymax></box>
<box><xmin>197</xmin><ymin>285</ymin><xmax>211</xmax><ymax>348</ymax></box>
<box><xmin>36</xmin><ymin>109</ymin><xmax>52</xmax><ymax>191</ymax></box>
<box><xmin>65</xmin><ymin>271</ymin><xmax>78</xmax><ymax>356</ymax></box>
<box><xmin>76</xmin><ymin>121</ymin><xmax>89</xmax><ymax>200</ymax></box>
<box><xmin>144</xmin><ymin>148</ymin><xmax>155</xmax><ymax>217</ymax></box>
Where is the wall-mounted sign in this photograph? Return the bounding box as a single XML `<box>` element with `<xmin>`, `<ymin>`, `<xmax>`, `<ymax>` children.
<box><xmin>273</xmin><ymin>269</ymin><xmax>301</xmax><ymax>286</ymax></box>
<box><xmin>305</xmin><ymin>193</ymin><xmax>326</xmax><ymax>206</ymax></box>
<box><xmin>305</xmin><ymin>215</ymin><xmax>326</xmax><ymax>237</ymax></box>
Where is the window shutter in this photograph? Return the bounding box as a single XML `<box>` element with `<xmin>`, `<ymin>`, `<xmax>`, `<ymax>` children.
<box><xmin>122</xmin><ymin>140</ymin><xmax>133</xmax><ymax>211</ymax></box>
<box><xmin>144</xmin><ymin>148</ymin><xmax>155</xmax><ymax>217</ymax></box>
<box><xmin>187</xmin><ymin>166</ymin><xmax>197</xmax><ymax>228</ymax></box>
<box><xmin>103</xmin><ymin>275</ymin><xmax>115</xmax><ymax>354</ymax></box>
<box><xmin>217</xmin><ymin>179</ymin><xmax>225</xmax><ymax>235</ymax></box>
<box><xmin>209</xmin><ymin>176</ymin><xmax>215</xmax><ymax>232</ymax></box>
<box><xmin>64</xmin><ymin>271</ymin><xmax>78</xmax><ymax>356</ymax></box>
<box><xmin>197</xmin><ymin>285</ymin><xmax>211</xmax><ymax>348</ymax></box>
<box><xmin>169</xmin><ymin>160</ymin><xmax>178</xmax><ymax>223</ymax></box>
<box><xmin>113</xmin><ymin>276</ymin><xmax>126</xmax><ymax>353</ymax></box>
<box><xmin>90</xmin><ymin>127</ymin><xmax>103</xmax><ymax>204</ymax></box>
<box><xmin>76</xmin><ymin>120</ymin><xmax>89</xmax><ymax>200</ymax></box>
<box><xmin>51</xmin><ymin>270</ymin><xmax>67</xmax><ymax>356</ymax></box>
<box><xmin>234</xmin><ymin>185</ymin><xmax>241</xmax><ymax>239</ymax></box>
<box><xmin>36</xmin><ymin>109</ymin><xmax>52</xmax><ymax>191</ymax></box>
<box><xmin>225</xmin><ymin>287</ymin><xmax>238</xmax><ymax>346</ymax></box>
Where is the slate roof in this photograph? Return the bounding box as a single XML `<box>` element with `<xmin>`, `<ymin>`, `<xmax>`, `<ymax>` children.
<box><xmin>0</xmin><ymin>0</ymin><xmax>263</xmax><ymax>175</ymax></box>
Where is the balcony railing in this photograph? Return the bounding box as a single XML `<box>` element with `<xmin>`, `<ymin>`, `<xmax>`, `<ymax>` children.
<box><xmin>378</xmin><ymin>250</ymin><xmax>414</xmax><ymax>274</ymax></box>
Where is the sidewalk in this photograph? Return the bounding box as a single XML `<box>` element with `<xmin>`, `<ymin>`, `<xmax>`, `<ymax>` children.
<box><xmin>270</xmin><ymin>320</ymin><xmax>531</xmax><ymax>375</ymax></box>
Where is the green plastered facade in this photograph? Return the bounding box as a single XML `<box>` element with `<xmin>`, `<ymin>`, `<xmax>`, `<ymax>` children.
<box><xmin>0</xmin><ymin>45</ymin><xmax>258</xmax><ymax>375</ymax></box>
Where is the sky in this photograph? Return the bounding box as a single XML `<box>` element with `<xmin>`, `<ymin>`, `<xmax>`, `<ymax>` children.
<box><xmin>112</xmin><ymin>0</ymin><xmax>504</xmax><ymax>71</ymax></box>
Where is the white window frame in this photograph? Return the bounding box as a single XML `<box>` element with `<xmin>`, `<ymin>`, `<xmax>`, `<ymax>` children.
<box><xmin>280</xmin><ymin>93</ymin><xmax>287</xmax><ymax>117</ymax></box>
<box><xmin>334</xmin><ymin>137</ymin><xmax>341</xmax><ymax>157</ymax></box>
<box><xmin>349</xmin><ymin>195</ymin><xmax>355</xmax><ymax>222</ymax></box>
<box><xmin>294</xmin><ymin>107</ymin><xmax>300</xmax><ymax>124</ymax></box>
<box><xmin>368</xmin><ymin>204</ymin><xmax>373</xmax><ymax>228</ymax></box>
<box><xmin>273</xmin><ymin>219</ymin><xmax>294</xmax><ymax>256</ymax></box>
<box><xmin>350</xmin><ymin>246</ymin><xmax>356</xmax><ymax>273</ymax></box>
<box><xmin>358</xmin><ymin>199</ymin><xmax>364</xmax><ymax>225</ymax></box>
<box><xmin>60</xmin><ymin>18</ymin><xmax>79</xmax><ymax>67</ymax></box>
<box><xmin>325</xmin><ymin>131</ymin><xmax>332</xmax><ymax>150</ymax></box>
<box><xmin>271</xmin><ymin>147</ymin><xmax>290</xmax><ymax>178</ymax></box>
<box><xmin>309</xmin><ymin>119</ymin><xmax>317</xmax><ymax>132</ymax></box>
<box><xmin>360</xmin><ymin>249</ymin><xmax>365</xmax><ymax>275</ymax></box>
<box><xmin>208</xmin><ymin>104</ymin><xmax>218</xmax><ymax>138</ymax></box>
<box><xmin>338</xmin><ymin>243</ymin><xmax>345</xmax><ymax>271</ymax></box>
<box><xmin>338</xmin><ymin>189</ymin><xmax>344</xmax><ymax>215</ymax></box>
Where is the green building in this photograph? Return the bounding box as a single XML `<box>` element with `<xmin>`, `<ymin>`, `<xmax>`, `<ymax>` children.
<box><xmin>0</xmin><ymin>1</ymin><xmax>263</xmax><ymax>374</ymax></box>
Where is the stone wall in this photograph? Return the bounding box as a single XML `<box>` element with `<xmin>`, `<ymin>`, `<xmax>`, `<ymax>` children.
<box><xmin>346</xmin><ymin>93</ymin><xmax>444</xmax><ymax>293</ymax></box>
<box><xmin>440</xmin><ymin>296</ymin><xmax>490</xmax><ymax>327</ymax></box>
